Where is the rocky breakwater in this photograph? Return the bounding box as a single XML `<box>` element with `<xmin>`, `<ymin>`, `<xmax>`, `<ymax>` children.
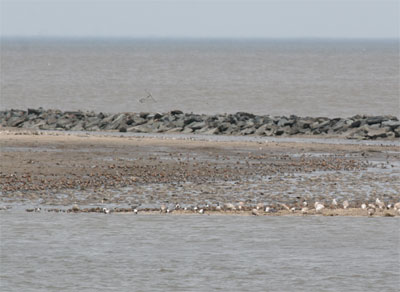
<box><xmin>1</xmin><ymin>108</ymin><xmax>399</xmax><ymax>140</ymax></box>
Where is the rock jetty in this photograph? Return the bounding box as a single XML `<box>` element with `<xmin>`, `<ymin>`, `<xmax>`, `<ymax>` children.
<box><xmin>1</xmin><ymin>108</ymin><xmax>399</xmax><ymax>139</ymax></box>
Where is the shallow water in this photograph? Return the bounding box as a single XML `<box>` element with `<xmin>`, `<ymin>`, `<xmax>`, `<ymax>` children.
<box><xmin>1</xmin><ymin>212</ymin><xmax>399</xmax><ymax>292</ymax></box>
<box><xmin>1</xmin><ymin>39</ymin><xmax>398</xmax><ymax>117</ymax></box>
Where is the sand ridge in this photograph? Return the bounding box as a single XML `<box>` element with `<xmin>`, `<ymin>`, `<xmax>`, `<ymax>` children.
<box><xmin>1</xmin><ymin>128</ymin><xmax>399</xmax><ymax>216</ymax></box>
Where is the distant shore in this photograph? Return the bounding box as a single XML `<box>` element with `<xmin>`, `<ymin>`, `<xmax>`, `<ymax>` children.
<box><xmin>1</xmin><ymin>108</ymin><xmax>399</xmax><ymax>140</ymax></box>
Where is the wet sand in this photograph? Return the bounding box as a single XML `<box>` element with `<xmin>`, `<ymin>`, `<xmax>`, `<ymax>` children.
<box><xmin>1</xmin><ymin>128</ymin><xmax>399</xmax><ymax>216</ymax></box>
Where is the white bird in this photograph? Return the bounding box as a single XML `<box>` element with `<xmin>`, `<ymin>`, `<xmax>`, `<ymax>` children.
<box><xmin>303</xmin><ymin>201</ymin><xmax>308</xmax><ymax>207</ymax></box>
<box><xmin>290</xmin><ymin>207</ymin><xmax>296</xmax><ymax>213</ymax></box>
<box><xmin>301</xmin><ymin>207</ymin><xmax>309</xmax><ymax>214</ymax></box>
<box><xmin>332</xmin><ymin>199</ymin><xmax>338</xmax><ymax>207</ymax></box>
<box><xmin>102</xmin><ymin>207</ymin><xmax>110</xmax><ymax>214</ymax></box>
<box><xmin>315</xmin><ymin>202</ymin><xmax>325</xmax><ymax>213</ymax></box>
<box><xmin>376</xmin><ymin>198</ymin><xmax>385</xmax><ymax>209</ymax></box>
<box><xmin>280</xmin><ymin>203</ymin><xmax>290</xmax><ymax>211</ymax></box>
<box><xmin>224</xmin><ymin>203</ymin><xmax>236</xmax><ymax>211</ymax></box>
<box><xmin>343</xmin><ymin>200</ymin><xmax>349</xmax><ymax>209</ymax></box>
<box><xmin>198</xmin><ymin>209</ymin><xmax>204</xmax><ymax>214</ymax></box>
<box><xmin>361</xmin><ymin>203</ymin><xmax>367</xmax><ymax>209</ymax></box>
<box><xmin>264</xmin><ymin>206</ymin><xmax>270</xmax><ymax>213</ymax></box>
<box><xmin>367</xmin><ymin>208</ymin><xmax>375</xmax><ymax>216</ymax></box>
<box><xmin>133</xmin><ymin>209</ymin><xmax>138</xmax><ymax>214</ymax></box>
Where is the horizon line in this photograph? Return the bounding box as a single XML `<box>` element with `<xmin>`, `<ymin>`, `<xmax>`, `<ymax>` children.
<box><xmin>1</xmin><ymin>35</ymin><xmax>399</xmax><ymax>41</ymax></box>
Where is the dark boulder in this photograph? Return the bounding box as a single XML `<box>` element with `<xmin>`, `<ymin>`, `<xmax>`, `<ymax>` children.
<box><xmin>170</xmin><ymin>110</ymin><xmax>183</xmax><ymax>115</ymax></box>
<box><xmin>366</xmin><ymin>116</ymin><xmax>386</xmax><ymax>125</ymax></box>
<box><xmin>28</xmin><ymin>108</ymin><xmax>43</xmax><ymax>115</ymax></box>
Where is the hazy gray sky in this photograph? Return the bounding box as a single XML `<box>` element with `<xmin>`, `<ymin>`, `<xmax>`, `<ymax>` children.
<box><xmin>1</xmin><ymin>0</ymin><xmax>398</xmax><ymax>38</ymax></box>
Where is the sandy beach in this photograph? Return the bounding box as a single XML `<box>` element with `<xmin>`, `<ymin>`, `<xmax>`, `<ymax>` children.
<box><xmin>1</xmin><ymin>128</ymin><xmax>399</xmax><ymax>216</ymax></box>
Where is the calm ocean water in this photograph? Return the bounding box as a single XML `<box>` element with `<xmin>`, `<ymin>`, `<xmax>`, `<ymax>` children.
<box><xmin>1</xmin><ymin>212</ymin><xmax>399</xmax><ymax>292</ymax></box>
<box><xmin>1</xmin><ymin>39</ymin><xmax>399</xmax><ymax>291</ymax></box>
<box><xmin>1</xmin><ymin>38</ymin><xmax>399</xmax><ymax>117</ymax></box>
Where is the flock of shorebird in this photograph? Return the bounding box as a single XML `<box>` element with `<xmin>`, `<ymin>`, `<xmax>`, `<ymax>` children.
<box><xmin>22</xmin><ymin>198</ymin><xmax>400</xmax><ymax>215</ymax></box>
<box><xmin>94</xmin><ymin>198</ymin><xmax>400</xmax><ymax>216</ymax></box>
<box><xmin>295</xmin><ymin>198</ymin><xmax>400</xmax><ymax>216</ymax></box>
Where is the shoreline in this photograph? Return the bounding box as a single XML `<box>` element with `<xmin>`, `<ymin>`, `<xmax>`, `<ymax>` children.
<box><xmin>1</xmin><ymin>108</ymin><xmax>399</xmax><ymax>140</ymax></box>
<box><xmin>19</xmin><ymin>207</ymin><xmax>399</xmax><ymax>217</ymax></box>
<box><xmin>1</xmin><ymin>128</ymin><xmax>399</xmax><ymax>217</ymax></box>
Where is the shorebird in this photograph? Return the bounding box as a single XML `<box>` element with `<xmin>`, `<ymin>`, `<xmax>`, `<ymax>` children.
<box><xmin>264</xmin><ymin>206</ymin><xmax>270</xmax><ymax>213</ymax></box>
<box><xmin>280</xmin><ymin>203</ymin><xmax>290</xmax><ymax>211</ymax></box>
<box><xmin>139</xmin><ymin>90</ymin><xmax>156</xmax><ymax>103</ymax></box>
<box><xmin>256</xmin><ymin>202</ymin><xmax>264</xmax><ymax>210</ymax></box>
<box><xmin>72</xmin><ymin>204</ymin><xmax>80</xmax><ymax>212</ymax></box>
<box><xmin>224</xmin><ymin>203</ymin><xmax>236</xmax><ymax>211</ymax></box>
<box><xmin>131</xmin><ymin>204</ymin><xmax>140</xmax><ymax>212</ymax></box>
<box><xmin>343</xmin><ymin>200</ymin><xmax>349</xmax><ymax>209</ymax></box>
<box><xmin>302</xmin><ymin>201</ymin><xmax>308</xmax><ymax>207</ymax></box>
<box><xmin>198</xmin><ymin>209</ymin><xmax>204</xmax><ymax>214</ymax></box>
<box><xmin>361</xmin><ymin>203</ymin><xmax>367</xmax><ymax>209</ymax></box>
<box><xmin>102</xmin><ymin>207</ymin><xmax>110</xmax><ymax>214</ymax></box>
<box><xmin>133</xmin><ymin>208</ymin><xmax>138</xmax><ymax>214</ymax></box>
<box><xmin>332</xmin><ymin>199</ymin><xmax>338</xmax><ymax>208</ymax></box>
<box><xmin>290</xmin><ymin>207</ymin><xmax>296</xmax><ymax>213</ymax></box>
<box><xmin>315</xmin><ymin>202</ymin><xmax>325</xmax><ymax>213</ymax></box>
<box><xmin>367</xmin><ymin>207</ymin><xmax>375</xmax><ymax>216</ymax></box>
<box><xmin>375</xmin><ymin>198</ymin><xmax>385</xmax><ymax>210</ymax></box>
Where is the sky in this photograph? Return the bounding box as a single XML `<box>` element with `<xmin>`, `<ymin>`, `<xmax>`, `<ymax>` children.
<box><xmin>0</xmin><ymin>0</ymin><xmax>398</xmax><ymax>39</ymax></box>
